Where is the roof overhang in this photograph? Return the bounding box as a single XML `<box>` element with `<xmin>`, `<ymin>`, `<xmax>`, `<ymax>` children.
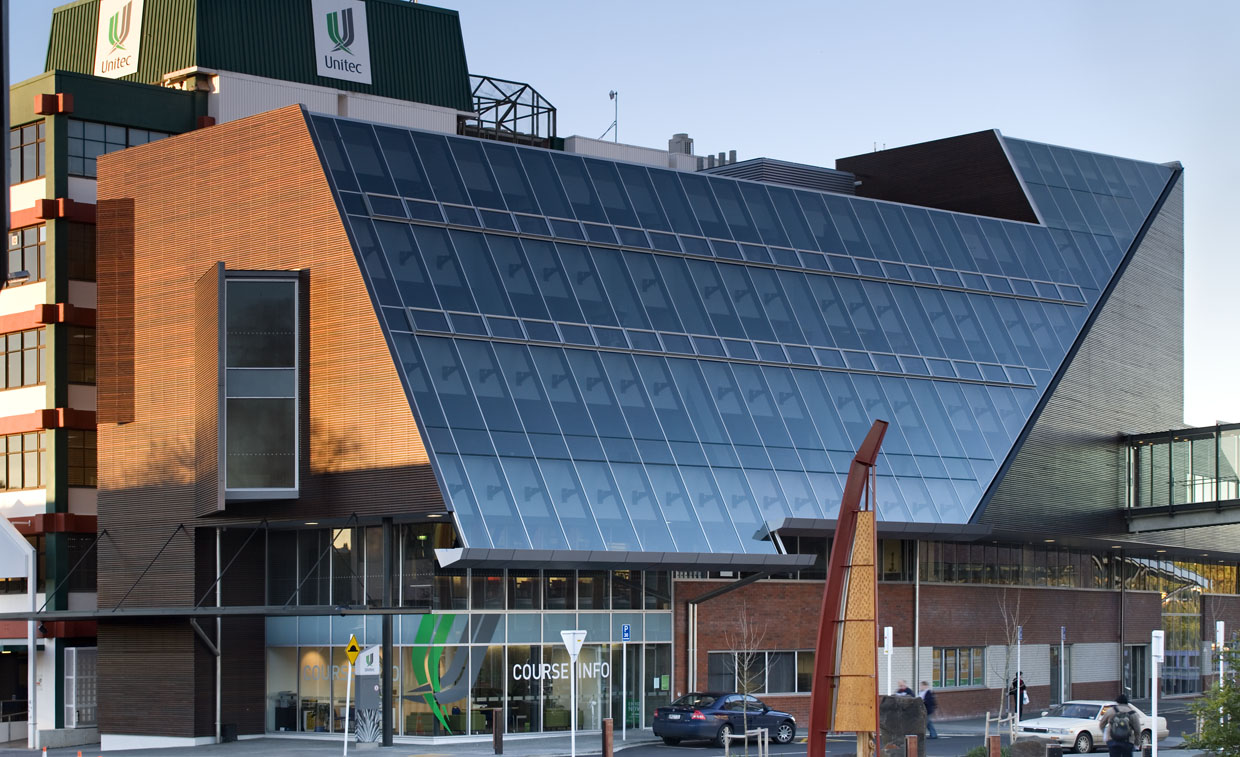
<box><xmin>0</xmin><ymin>605</ymin><xmax>427</xmax><ymax>623</ymax></box>
<box><xmin>763</xmin><ymin>518</ymin><xmax>994</xmax><ymax>542</ymax></box>
<box><xmin>435</xmin><ymin>548</ymin><xmax>817</xmax><ymax>572</ymax></box>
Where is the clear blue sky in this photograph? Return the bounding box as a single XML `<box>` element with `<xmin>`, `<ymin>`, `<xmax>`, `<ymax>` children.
<box><xmin>10</xmin><ymin>0</ymin><xmax>1239</xmax><ymax>426</ymax></box>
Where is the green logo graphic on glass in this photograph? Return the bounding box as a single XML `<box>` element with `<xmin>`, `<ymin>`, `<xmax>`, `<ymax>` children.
<box><xmin>107</xmin><ymin>1</ymin><xmax>132</xmax><ymax>53</ymax></box>
<box><xmin>326</xmin><ymin>8</ymin><xmax>356</xmax><ymax>55</ymax></box>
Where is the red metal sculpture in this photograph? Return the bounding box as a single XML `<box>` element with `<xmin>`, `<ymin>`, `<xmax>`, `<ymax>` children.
<box><xmin>808</xmin><ymin>419</ymin><xmax>887</xmax><ymax>757</ymax></box>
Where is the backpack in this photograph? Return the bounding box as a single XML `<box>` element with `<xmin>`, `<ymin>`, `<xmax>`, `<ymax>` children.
<box><xmin>1110</xmin><ymin>710</ymin><xmax>1133</xmax><ymax>741</ymax></box>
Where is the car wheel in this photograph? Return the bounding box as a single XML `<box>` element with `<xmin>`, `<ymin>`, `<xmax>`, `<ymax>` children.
<box><xmin>1073</xmin><ymin>731</ymin><xmax>1093</xmax><ymax>754</ymax></box>
<box><xmin>1140</xmin><ymin>730</ymin><xmax>1152</xmax><ymax>749</ymax></box>
<box><xmin>774</xmin><ymin>721</ymin><xmax>796</xmax><ymax>744</ymax></box>
<box><xmin>661</xmin><ymin>736</ymin><xmax>680</xmax><ymax>745</ymax></box>
<box><xmin>714</xmin><ymin>722</ymin><xmax>733</xmax><ymax>747</ymax></box>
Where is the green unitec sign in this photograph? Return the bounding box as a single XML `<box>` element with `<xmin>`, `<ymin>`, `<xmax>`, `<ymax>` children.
<box><xmin>312</xmin><ymin>0</ymin><xmax>373</xmax><ymax>85</ymax></box>
<box><xmin>93</xmin><ymin>0</ymin><xmax>145</xmax><ymax>78</ymax></box>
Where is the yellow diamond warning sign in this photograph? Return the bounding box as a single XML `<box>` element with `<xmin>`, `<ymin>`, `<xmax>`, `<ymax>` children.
<box><xmin>345</xmin><ymin>634</ymin><xmax>361</xmax><ymax>665</ymax></box>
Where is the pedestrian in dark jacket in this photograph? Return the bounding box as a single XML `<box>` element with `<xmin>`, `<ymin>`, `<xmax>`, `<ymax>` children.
<box><xmin>895</xmin><ymin>679</ymin><xmax>914</xmax><ymax>696</ymax></box>
<box><xmin>919</xmin><ymin>681</ymin><xmax>938</xmax><ymax>739</ymax></box>
<box><xmin>1103</xmin><ymin>694</ymin><xmax>1138</xmax><ymax>757</ymax></box>
<box><xmin>1008</xmin><ymin>673</ymin><xmax>1027</xmax><ymax>716</ymax></box>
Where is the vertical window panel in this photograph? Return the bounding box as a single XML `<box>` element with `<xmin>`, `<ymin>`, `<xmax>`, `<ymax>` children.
<box><xmin>550</xmin><ymin>153</ymin><xmax>608</xmax><ymax>223</ymax></box>
<box><xmin>583</xmin><ymin>159</ymin><xmax>640</xmax><ymax>227</ymax></box>
<box><xmin>678</xmin><ymin>174</ymin><xmax>731</xmax><ymax>239</ymax></box>
<box><xmin>482</xmin><ymin>142</ymin><xmax>541</xmax><ymax>214</ymax></box>
<box><xmin>517</xmin><ymin>149</ymin><xmax>574</xmax><ymax>219</ymax></box>
<box><xmin>647</xmin><ymin>169</ymin><xmax>703</xmax><ymax>236</ymax></box>
<box><xmin>336</xmin><ymin>121</ymin><xmax>397</xmax><ymax>195</ymax></box>
<box><xmin>521</xmin><ymin>239</ymin><xmax>585</xmax><ymax>323</ymax></box>
<box><xmin>374</xmin><ymin>126</ymin><xmax>435</xmax><ymax>200</ymax></box>
<box><xmin>556</xmin><ymin>244</ymin><xmax>619</xmax><ymax>326</ymax></box>
<box><xmin>408</xmin><ymin>132</ymin><xmax>470</xmax><ymax>205</ymax></box>
<box><xmin>409</xmin><ymin>226</ymin><xmax>479</xmax><ymax>313</ymax></box>
<box><xmin>707</xmin><ymin>178</ymin><xmax>762</xmax><ymax>243</ymax></box>
<box><xmin>483</xmin><ymin>235</ymin><xmax>551</xmax><ymax>320</ymax></box>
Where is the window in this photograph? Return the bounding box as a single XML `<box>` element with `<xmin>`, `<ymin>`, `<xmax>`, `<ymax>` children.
<box><xmin>932</xmin><ymin>646</ymin><xmax>984</xmax><ymax>688</ymax></box>
<box><xmin>7</xmin><ymin>225</ymin><xmax>46</xmax><ymax>282</ymax></box>
<box><xmin>67</xmin><ymin>430</ymin><xmax>97</xmax><ymax>487</ymax></box>
<box><xmin>9</xmin><ymin>122</ymin><xmax>45</xmax><ymax>183</ymax></box>
<box><xmin>0</xmin><ymin>329</ymin><xmax>46</xmax><ymax>388</ymax></box>
<box><xmin>224</xmin><ymin>277</ymin><xmax>298</xmax><ymax>493</ymax></box>
<box><xmin>66</xmin><ymin>327</ymin><xmax>96</xmax><ymax>384</ymax></box>
<box><xmin>0</xmin><ymin>431</ymin><xmax>47</xmax><ymax>491</ymax></box>
<box><xmin>65</xmin><ymin>222</ymin><xmax>96</xmax><ymax>281</ymax></box>
<box><xmin>65</xmin><ymin>533</ymin><xmax>97</xmax><ymax>591</ymax></box>
<box><xmin>67</xmin><ymin>119</ymin><xmax>169</xmax><ymax>177</ymax></box>
<box><xmin>706</xmin><ymin>650</ymin><xmax>815</xmax><ymax>694</ymax></box>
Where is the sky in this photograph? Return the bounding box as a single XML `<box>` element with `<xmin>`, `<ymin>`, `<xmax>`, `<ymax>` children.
<box><xmin>8</xmin><ymin>0</ymin><xmax>1240</xmax><ymax>426</ymax></box>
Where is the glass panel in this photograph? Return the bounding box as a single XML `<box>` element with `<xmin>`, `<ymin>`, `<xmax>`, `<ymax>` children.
<box><xmin>409</xmin><ymin>132</ymin><xmax>470</xmax><ymax>205</ymax></box>
<box><xmin>551</xmin><ymin>153</ymin><xmax>608</xmax><ymax>223</ymax></box>
<box><xmin>226</xmin><ymin>281</ymin><xmax>296</xmax><ymax>368</ymax></box>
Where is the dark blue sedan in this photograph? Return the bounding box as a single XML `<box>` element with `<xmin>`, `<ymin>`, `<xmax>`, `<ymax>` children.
<box><xmin>652</xmin><ymin>692</ymin><xmax>797</xmax><ymax>746</ymax></box>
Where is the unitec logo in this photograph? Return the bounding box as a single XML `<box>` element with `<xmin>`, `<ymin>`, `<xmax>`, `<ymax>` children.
<box><xmin>326</xmin><ymin>8</ymin><xmax>356</xmax><ymax>55</ymax></box>
<box><xmin>107</xmin><ymin>1</ymin><xmax>133</xmax><ymax>54</ymax></box>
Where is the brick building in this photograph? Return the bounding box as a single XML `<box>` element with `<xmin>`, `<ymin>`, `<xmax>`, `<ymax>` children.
<box><xmin>4</xmin><ymin>0</ymin><xmax>1239</xmax><ymax>750</ymax></box>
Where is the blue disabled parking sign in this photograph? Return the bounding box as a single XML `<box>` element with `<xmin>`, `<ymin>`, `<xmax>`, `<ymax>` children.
<box><xmin>621</xmin><ymin>623</ymin><xmax>631</xmax><ymax>641</ymax></box>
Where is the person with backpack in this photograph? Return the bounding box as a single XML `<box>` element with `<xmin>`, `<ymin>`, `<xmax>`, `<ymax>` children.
<box><xmin>1103</xmin><ymin>694</ymin><xmax>1137</xmax><ymax>757</ymax></box>
<box><xmin>918</xmin><ymin>681</ymin><xmax>938</xmax><ymax>739</ymax></box>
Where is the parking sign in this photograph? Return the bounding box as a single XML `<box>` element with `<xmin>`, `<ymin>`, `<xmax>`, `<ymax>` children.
<box><xmin>621</xmin><ymin>623</ymin><xmax>631</xmax><ymax>641</ymax></box>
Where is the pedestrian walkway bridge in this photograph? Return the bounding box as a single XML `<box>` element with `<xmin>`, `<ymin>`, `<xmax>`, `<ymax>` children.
<box><xmin>1127</xmin><ymin>423</ymin><xmax>1240</xmax><ymax>532</ymax></box>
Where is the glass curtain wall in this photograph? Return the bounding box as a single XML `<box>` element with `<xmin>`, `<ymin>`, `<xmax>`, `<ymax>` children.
<box><xmin>264</xmin><ymin>566</ymin><xmax>672</xmax><ymax>737</ymax></box>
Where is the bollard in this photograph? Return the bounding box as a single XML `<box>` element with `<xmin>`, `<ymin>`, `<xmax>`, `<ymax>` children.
<box><xmin>602</xmin><ymin>717</ymin><xmax>614</xmax><ymax>757</ymax></box>
<box><xmin>988</xmin><ymin>734</ymin><xmax>1002</xmax><ymax>757</ymax></box>
<box><xmin>1045</xmin><ymin>744</ymin><xmax>1063</xmax><ymax>757</ymax></box>
<box><xmin>491</xmin><ymin>707</ymin><xmax>503</xmax><ymax>755</ymax></box>
<box><xmin>905</xmin><ymin>733</ymin><xmax>919</xmax><ymax>757</ymax></box>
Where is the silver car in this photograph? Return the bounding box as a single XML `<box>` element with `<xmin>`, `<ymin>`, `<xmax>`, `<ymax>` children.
<box><xmin>1016</xmin><ymin>700</ymin><xmax>1169</xmax><ymax>753</ymax></box>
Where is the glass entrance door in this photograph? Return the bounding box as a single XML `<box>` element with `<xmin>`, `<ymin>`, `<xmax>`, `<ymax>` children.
<box><xmin>1123</xmin><ymin>645</ymin><xmax>1148</xmax><ymax>699</ymax></box>
<box><xmin>1049</xmin><ymin>645</ymin><xmax>1071</xmax><ymax>704</ymax></box>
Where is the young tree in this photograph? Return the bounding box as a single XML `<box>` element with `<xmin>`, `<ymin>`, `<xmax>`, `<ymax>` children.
<box><xmin>991</xmin><ymin>588</ymin><xmax>1027</xmax><ymax>721</ymax></box>
<box><xmin>1183</xmin><ymin>649</ymin><xmax>1239</xmax><ymax>756</ymax></box>
<box><xmin>724</xmin><ymin>601</ymin><xmax>769</xmax><ymax>755</ymax></box>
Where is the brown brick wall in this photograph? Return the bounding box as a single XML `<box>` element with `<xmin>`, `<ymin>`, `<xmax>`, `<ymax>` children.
<box><xmin>94</xmin><ymin>104</ymin><xmax>444</xmax><ymax>737</ymax></box>
<box><xmin>675</xmin><ymin>579</ymin><xmax>1149</xmax><ymax>719</ymax></box>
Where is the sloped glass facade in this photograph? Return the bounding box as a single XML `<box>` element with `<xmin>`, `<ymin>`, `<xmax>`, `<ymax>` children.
<box><xmin>305</xmin><ymin>115</ymin><xmax>1173</xmax><ymax>553</ymax></box>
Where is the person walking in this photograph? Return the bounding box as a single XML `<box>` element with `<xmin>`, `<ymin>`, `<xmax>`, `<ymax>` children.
<box><xmin>1008</xmin><ymin>673</ymin><xmax>1027</xmax><ymax>717</ymax></box>
<box><xmin>918</xmin><ymin>681</ymin><xmax>938</xmax><ymax>739</ymax></box>
<box><xmin>895</xmin><ymin>679</ymin><xmax>914</xmax><ymax>696</ymax></box>
<box><xmin>1103</xmin><ymin>694</ymin><xmax>1138</xmax><ymax>757</ymax></box>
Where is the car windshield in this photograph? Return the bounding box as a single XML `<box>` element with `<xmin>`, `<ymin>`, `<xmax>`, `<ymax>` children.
<box><xmin>1045</xmin><ymin>704</ymin><xmax>1102</xmax><ymax>719</ymax></box>
<box><xmin>671</xmin><ymin>693</ymin><xmax>717</xmax><ymax>708</ymax></box>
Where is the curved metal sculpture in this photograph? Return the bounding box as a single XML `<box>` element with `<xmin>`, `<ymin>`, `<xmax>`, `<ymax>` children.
<box><xmin>808</xmin><ymin>419</ymin><xmax>887</xmax><ymax>757</ymax></box>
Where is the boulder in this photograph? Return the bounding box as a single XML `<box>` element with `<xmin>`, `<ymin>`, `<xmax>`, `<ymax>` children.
<box><xmin>878</xmin><ymin>694</ymin><xmax>926</xmax><ymax>757</ymax></box>
<box><xmin>1010</xmin><ymin>737</ymin><xmax>1056</xmax><ymax>757</ymax></box>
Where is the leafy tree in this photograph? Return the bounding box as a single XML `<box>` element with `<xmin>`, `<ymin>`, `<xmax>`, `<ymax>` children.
<box><xmin>1183</xmin><ymin>649</ymin><xmax>1239</xmax><ymax>756</ymax></box>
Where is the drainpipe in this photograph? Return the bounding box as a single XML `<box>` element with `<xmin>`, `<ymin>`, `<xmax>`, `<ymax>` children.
<box><xmin>1117</xmin><ymin>550</ymin><xmax>1125</xmax><ymax>693</ymax></box>
<box><xmin>913</xmin><ymin>541</ymin><xmax>920</xmax><ymax>686</ymax></box>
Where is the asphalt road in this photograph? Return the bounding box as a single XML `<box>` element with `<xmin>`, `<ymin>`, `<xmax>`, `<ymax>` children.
<box><xmin>615</xmin><ymin>732</ymin><xmax>988</xmax><ymax>757</ymax></box>
<box><xmin>615</xmin><ymin>699</ymin><xmax>1203</xmax><ymax>757</ymax></box>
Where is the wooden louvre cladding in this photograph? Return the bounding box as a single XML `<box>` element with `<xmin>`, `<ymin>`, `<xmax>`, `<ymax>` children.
<box><xmin>94</xmin><ymin>105</ymin><xmax>443</xmax><ymax>737</ymax></box>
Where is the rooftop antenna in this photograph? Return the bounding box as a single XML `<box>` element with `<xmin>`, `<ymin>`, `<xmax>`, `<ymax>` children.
<box><xmin>599</xmin><ymin>90</ymin><xmax>618</xmax><ymax>142</ymax></box>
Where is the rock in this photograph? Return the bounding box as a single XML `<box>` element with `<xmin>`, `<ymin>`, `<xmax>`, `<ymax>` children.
<box><xmin>878</xmin><ymin>694</ymin><xmax>927</xmax><ymax>757</ymax></box>
<box><xmin>1010</xmin><ymin>737</ymin><xmax>1056</xmax><ymax>757</ymax></box>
